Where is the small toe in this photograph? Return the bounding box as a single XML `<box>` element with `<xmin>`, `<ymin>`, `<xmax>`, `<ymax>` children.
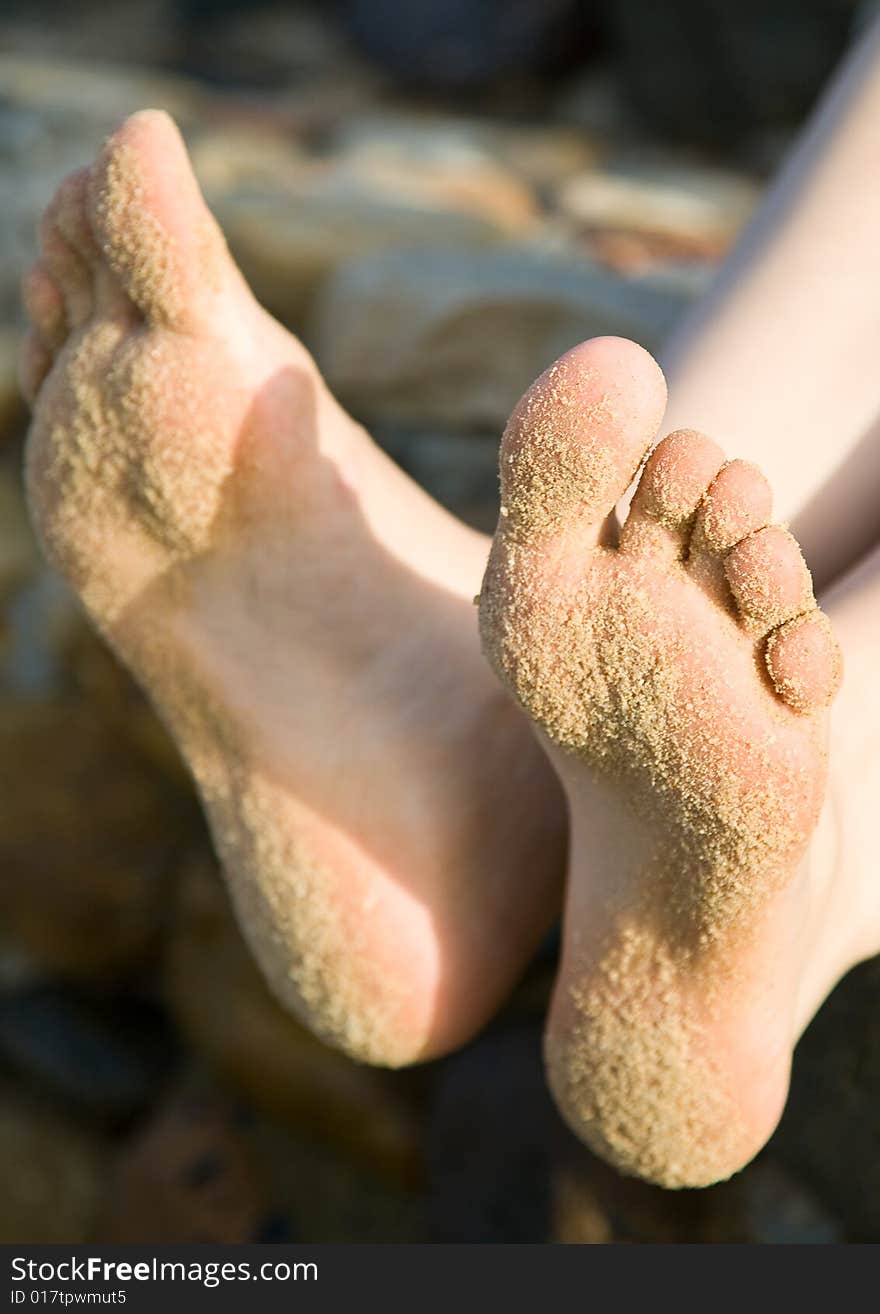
<box><xmin>725</xmin><ymin>525</ymin><xmax>815</xmax><ymax>633</ymax></box>
<box><xmin>39</xmin><ymin>180</ymin><xmax>93</xmax><ymax>328</ymax></box>
<box><xmin>499</xmin><ymin>336</ymin><xmax>667</xmax><ymax>543</ymax></box>
<box><xmin>620</xmin><ymin>427</ymin><xmax>724</xmax><ymax>559</ymax></box>
<box><xmin>688</xmin><ymin>459</ymin><xmax>773</xmax><ymax>600</ymax></box>
<box><xmin>21</xmin><ymin>263</ymin><xmax>67</xmax><ymax>351</ymax></box>
<box><xmin>693</xmin><ymin>460</ymin><xmax>773</xmax><ymax>555</ymax></box>
<box><xmin>19</xmin><ymin>330</ymin><xmax>53</xmax><ymax>405</ymax></box>
<box><xmin>765</xmin><ymin>610</ymin><xmax>842</xmax><ymax>713</ymax></box>
<box><xmin>52</xmin><ymin>168</ymin><xmax>100</xmax><ymax>264</ymax></box>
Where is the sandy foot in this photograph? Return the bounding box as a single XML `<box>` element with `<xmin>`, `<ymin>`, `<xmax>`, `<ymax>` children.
<box><xmin>21</xmin><ymin>109</ymin><xmax>566</xmax><ymax>1066</ymax></box>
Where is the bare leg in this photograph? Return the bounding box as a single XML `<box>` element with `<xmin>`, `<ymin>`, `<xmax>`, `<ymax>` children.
<box><xmin>659</xmin><ymin>17</ymin><xmax>880</xmax><ymax>590</ymax></box>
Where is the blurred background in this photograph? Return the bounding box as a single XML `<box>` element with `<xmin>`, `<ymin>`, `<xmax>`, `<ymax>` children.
<box><xmin>1</xmin><ymin>0</ymin><xmax>879</xmax><ymax>1244</ymax></box>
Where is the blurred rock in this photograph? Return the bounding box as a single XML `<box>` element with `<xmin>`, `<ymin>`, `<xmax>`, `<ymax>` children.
<box><xmin>0</xmin><ymin>53</ymin><xmax>203</xmax><ymax>131</ymax></box>
<box><xmin>428</xmin><ymin>1022</ymin><xmax>554</xmax><ymax>1241</ymax></box>
<box><xmin>94</xmin><ymin>1077</ymin><xmax>272</xmax><ymax>1244</ymax></box>
<box><xmin>604</xmin><ymin>0</ymin><xmax>852</xmax><ymax>151</ymax></box>
<box><xmin>559</xmin><ymin>158</ymin><xmax>759</xmax><ymax>257</ymax></box>
<box><xmin>0</xmin><ymin>56</ymin><xmax>216</xmax><ymax>379</ymax></box>
<box><xmin>0</xmin><ymin>331</ymin><xmax>24</xmax><ymax>442</ymax></box>
<box><xmin>311</xmin><ymin>247</ymin><xmax>689</xmax><ymax>429</ymax></box>
<box><xmin>246</xmin><ymin>1118</ymin><xmax>424</xmax><ymax>1243</ymax></box>
<box><xmin>772</xmin><ymin>954</ymin><xmax>880</xmax><ymax>1240</ymax></box>
<box><xmin>339</xmin><ymin>0</ymin><xmax>596</xmax><ymax>93</ymax></box>
<box><xmin>741</xmin><ymin>1159</ymin><xmax>841</xmax><ymax>1244</ymax></box>
<box><xmin>0</xmin><ymin>1</ymin><xmax>172</xmax><ymax>70</ymax></box>
<box><xmin>0</xmin><ymin>696</ymin><xmax>187</xmax><ymax>978</ymax></box>
<box><xmin>0</xmin><ymin>1082</ymin><xmax>107</xmax><ymax>1243</ymax></box>
<box><xmin>164</xmin><ymin>856</ymin><xmax>425</xmax><ymax>1186</ymax></box>
<box><xmin>551</xmin><ymin>1129</ymin><xmax>752</xmax><ymax>1243</ymax></box>
<box><xmin>551</xmin><ymin>1135</ymin><xmax>841</xmax><ymax>1243</ymax></box>
<box><xmin>551</xmin><ymin>1158</ymin><xmax>613</xmax><ymax>1243</ymax></box>
<box><xmin>377</xmin><ymin>427</ymin><xmax>499</xmax><ymax>531</ymax></box>
<box><xmin>210</xmin><ymin>144</ymin><xmax>538</xmax><ymax>326</ymax></box>
<box><xmin>0</xmin><ymin>986</ymin><xmax>177</xmax><ymax>1124</ymax></box>
<box><xmin>0</xmin><ymin>466</ymin><xmax>36</xmax><ymax>596</ymax></box>
<box><xmin>177</xmin><ymin>0</ymin><xmax>364</xmax><ymax>89</ymax></box>
<box><xmin>555</xmin><ymin>65</ymin><xmax>637</xmax><ymax>141</ymax></box>
<box><xmin>334</xmin><ymin>112</ymin><xmax>597</xmax><ymax>190</ymax></box>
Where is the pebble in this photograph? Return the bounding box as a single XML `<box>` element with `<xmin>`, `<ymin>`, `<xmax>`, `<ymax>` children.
<box><xmin>310</xmin><ymin>246</ymin><xmax>689</xmax><ymax>429</ymax></box>
<box><xmin>559</xmin><ymin>157</ymin><xmax>759</xmax><ymax>254</ymax></box>
<box><xmin>211</xmin><ymin>150</ymin><xmax>537</xmax><ymax>328</ymax></box>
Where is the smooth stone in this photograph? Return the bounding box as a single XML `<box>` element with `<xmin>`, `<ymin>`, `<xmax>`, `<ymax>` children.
<box><xmin>163</xmin><ymin>855</ymin><xmax>425</xmax><ymax>1186</ymax></box>
<box><xmin>333</xmin><ymin>112</ymin><xmax>597</xmax><ymax>189</ymax></box>
<box><xmin>310</xmin><ymin>246</ymin><xmax>689</xmax><ymax>429</ymax></box>
<box><xmin>0</xmin><ymin>53</ymin><xmax>203</xmax><ymax>129</ymax></box>
<box><xmin>211</xmin><ymin>152</ymin><xmax>537</xmax><ymax>327</ymax></box>
<box><xmin>559</xmin><ymin>158</ymin><xmax>759</xmax><ymax>251</ymax></box>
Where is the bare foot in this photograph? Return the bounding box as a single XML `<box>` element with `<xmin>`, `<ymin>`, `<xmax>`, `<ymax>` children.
<box><xmin>479</xmin><ymin>336</ymin><xmax>848</xmax><ymax>1186</ymax></box>
<box><xmin>20</xmin><ymin>110</ymin><xmax>566</xmax><ymax>1066</ymax></box>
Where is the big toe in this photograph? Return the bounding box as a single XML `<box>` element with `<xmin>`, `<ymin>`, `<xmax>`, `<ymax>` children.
<box><xmin>89</xmin><ymin>108</ymin><xmax>239</xmax><ymax>329</ymax></box>
<box><xmin>498</xmin><ymin>336</ymin><xmax>667</xmax><ymax>544</ymax></box>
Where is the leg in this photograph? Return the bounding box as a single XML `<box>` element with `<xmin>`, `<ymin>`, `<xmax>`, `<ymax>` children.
<box><xmin>658</xmin><ymin>16</ymin><xmax>880</xmax><ymax>591</ymax></box>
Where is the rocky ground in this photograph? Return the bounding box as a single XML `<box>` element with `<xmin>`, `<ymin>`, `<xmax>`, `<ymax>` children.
<box><xmin>0</xmin><ymin>0</ymin><xmax>876</xmax><ymax>1244</ymax></box>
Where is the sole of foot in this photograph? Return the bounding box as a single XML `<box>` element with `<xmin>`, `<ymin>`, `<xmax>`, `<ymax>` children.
<box><xmin>478</xmin><ymin>335</ymin><xmax>859</xmax><ymax>1187</ymax></box>
<box><xmin>21</xmin><ymin>109</ymin><xmax>567</xmax><ymax>1067</ymax></box>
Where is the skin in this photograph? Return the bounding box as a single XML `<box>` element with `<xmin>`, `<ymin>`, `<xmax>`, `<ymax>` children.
<box><xmin>479</xmin><ymin>336</ymin><xmax>879</xmax><ymax>1187</ymax></box>
<box><xmin>20</xmin><ymin>109</ymin><xmax>566</xmax><ymax>1067</ymax></box>
<box><xmin>657</xmin><ymin>14</ymin><xmax>880</xmax><ymax>592</ymax></box>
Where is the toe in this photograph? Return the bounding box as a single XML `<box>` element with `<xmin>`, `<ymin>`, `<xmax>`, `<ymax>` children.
<box><xmin>52</xmin><ymin>167</ymin><xmax>100</xmax><ymax>264</ymax></box>
<box><xmin>39</xmin><ymin>179</ymin><xmax>93</xmax><ymax>328</ymax></box>
<box><xmin>725</xmin><ymin>525</ymin><xmax>815</xmax><ymax>633</ymax></box>
<box><xmin>619</xmin><ymin>427</ymin><xmax>724</xmax><ymax>560</ymax></box>
<box><xmin>499</xmin><ymin>336</ymin><xmax>667</xmax><ymax>543</ymax></box>
<box><xmin>693</xmin><ymin>460</ymin><xmax>773</xmax><ymax>555</ymax></box>
<box><xmin>21</xmin><ymin>263</ymin><xmax>67</xmax><ymax>351</ymax></box>
<box><xmin>89</xmin><ymin>108</ymin><xmax>233</xmax><ymax>329</ymax></box>
<box><xmin>687</xmin><ymin>458</ymin><xmax>773</xmax><ymax>599</ymax></box>
<box><xmin>19</xmin><ymin>330</ymin><xmax>53</xmax><ymax>405</ymax></box>
<box><xmin>765</xmin><ymin>610</ymin><xmax>843</xmax><ymax>713</ymax></box>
